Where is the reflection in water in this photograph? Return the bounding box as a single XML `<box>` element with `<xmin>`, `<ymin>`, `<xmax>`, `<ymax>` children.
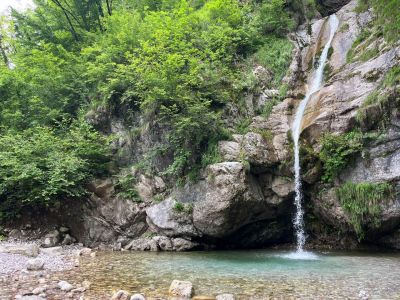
<box><xmin>56</xmin><ymin>250</ymin><xmax>400</xmax><ymax>299</ymax></box>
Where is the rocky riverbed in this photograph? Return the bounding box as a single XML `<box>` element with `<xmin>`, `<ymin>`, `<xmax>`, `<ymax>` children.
<box><xmin>1</xmin><ymin>239</ymin><xmax>400</xmax><ymax>299</ymax></box>
<box><xmin>0</xmin><ymin>240</ymin><xmax>90</xmax><ymax>300</ymax></box>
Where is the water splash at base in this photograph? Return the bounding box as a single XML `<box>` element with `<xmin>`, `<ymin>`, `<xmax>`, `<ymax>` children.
<box><xmin>281</xmin><ymin>250</ymin><xmax>320</xmax><ymax>260</ymax></box>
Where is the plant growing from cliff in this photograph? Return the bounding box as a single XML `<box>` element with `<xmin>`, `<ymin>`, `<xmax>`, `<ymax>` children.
<box><xmin>356</xmin><ymin>66</ymin><xmax>400</xmax><ymax>128</ymax></box>
<box><xmin>201</xmin><ymin>139</ymin><xmax>223</xmax><ymax>169</ymax></box>
<box><xmin>173</xmin><ymin>200</ymin><xmax>193</xmax><ymax>214</ymax></box>
<box><xmin>336</xmin><ymin>181</ymin><xmax>394</xmax><ymax>240</ymax></box>
<box><xmin>153</xmin><ymin>194</ymin><xmax>164</xmax><ymax>203</ymax></box>
<box><xmin>319</xmin><ymin>131</ymin><xmax>364</xmax><ymax>183</ymax></box>
<box><xmin>114</xmin><ymin>172</ymin><xmax>141</xmax><ymax>202</ymax></box>
<box><xmin>261</xmin><ymin>83</ymin><xmax>289</xmax><ymax>119</ymax></box>
<box><xmin>252</xmin><ymin>37</ymin><xmax>294</xmax><ymax>86</ymax></box>
<box><xmin>173</xmin><ymin>201</ymin><xmax>185</xmax><ymax>213</ymax></box>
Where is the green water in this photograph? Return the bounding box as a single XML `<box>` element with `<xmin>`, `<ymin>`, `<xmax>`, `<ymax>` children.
<box><xmin>70</xmin><ymin>249</ymin><xmax>400</xmax><ymax>299</ymax></box>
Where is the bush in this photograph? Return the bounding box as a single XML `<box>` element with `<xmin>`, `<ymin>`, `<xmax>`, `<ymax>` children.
<box><xmin>255</xmin><ymin>0</ymin><xmax>295</xmax><ymax>36</ymax></box>
<box><xmin>253</xmin><ymin>37</ymin><xmax>294</xmax><ymax>85</ymax></box>
<box><xmin>114</xmin><ymin>172</ymin><xmax>141</xmax><ymax>202</ymax></box>
<box><xmin>0</xmin><ymin>121</ymin><xmax>110</xmax><ymax>219</ymax></box>
<box><xmin>336</xmin><ymin>181</ymin><xmax>394</xmax><ymax>240</ymax></box>
<box><xmin>319</xmin><ymin>131</ymin><xmax>363</xmax><ymax>182</ymax></box>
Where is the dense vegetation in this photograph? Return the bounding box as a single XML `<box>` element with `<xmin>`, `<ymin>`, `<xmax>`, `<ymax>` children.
<box><xmin>356</xmin><ymin>0</ymin><xmax>399</xmax><ymax>43</ymax></box>
<box><xmin>319</xmin><ymin>131</ymin><xmax>364</xmax><ymax>183</ymax></box>
<box><xmin>0</xmin><ymin>0</ymin><xmax>304</xmax><ymax>217</ymax></box>
<box><xmin>336</xmin><ymin>181</ymin><xmax>394</xmax><ymax>240</ymax></box>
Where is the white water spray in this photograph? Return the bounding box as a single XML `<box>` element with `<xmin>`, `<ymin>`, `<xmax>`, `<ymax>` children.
<box><xmin>291</xmin><ymin>14</ymin><xmax>339</xmax><ymax>256</ymax></box>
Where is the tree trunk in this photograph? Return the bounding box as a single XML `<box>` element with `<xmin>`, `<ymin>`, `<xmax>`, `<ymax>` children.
<box><xmin>51</xmin><ymin>0</ymin><xmax>79</xmax><ymax>41</ymax></box>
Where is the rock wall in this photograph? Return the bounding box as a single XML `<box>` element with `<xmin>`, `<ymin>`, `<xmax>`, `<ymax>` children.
<box><xmin>4</xmin><ymin>0</ymin><xmax>399</xmax><ymax>251</ymax></box>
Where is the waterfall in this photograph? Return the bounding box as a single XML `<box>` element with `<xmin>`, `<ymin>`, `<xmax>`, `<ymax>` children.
<box><xmin>291</xmin><ymin>14</ymin><xmax>339</xmax><ymax>254</ymax></box>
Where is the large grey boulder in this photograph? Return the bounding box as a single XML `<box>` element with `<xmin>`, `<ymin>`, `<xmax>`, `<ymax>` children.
<box><xmin>41</xmin><ymin>230</ymin><xmax>60</xmax><ymax>248</ymax></box>
<box><xmin>146</xmin><ymin>198</ymin><xmax>199</xmax><ymax>238</ymax></box>
<box><xmin>218</xmin><ymin>132</ymin><xmax>278</xmax><ymax>169</ymax></box>
<box><xmin>168</xmin><ymin>280</ymin><xmax>194</xmax><ymax>298</ymax></box>
<box><xmin>145</xmin><ymin>161</ymin><xmax>290</xmax><ymax>246</ymax></box>
<box><xmin>0</xmin><ymin>243</ymin><xmax>39</xmax><ymax>257</ymax></box>
<box><xmin>171</xmin><ymin>238</ymin><xmax>199</xmax><ymax>251</ymax></box>
<box><xmin>26</xmin><ymin>258</ymin><xmax>44</xmax><ymax>271</ymax></box>
<box><xmin>57</xmin><ymin>280</ymin><xmax>74</xmax><ymax>292</ymax></box>
<box><xmin>124</xmin><ymin>237</ymin><xmax>158</xmax><ymax>251</ymax></box>
<box><xmin>192</xmin><ymin>162</ymin><xmax>280</xmax><ymax>239</ymax></box>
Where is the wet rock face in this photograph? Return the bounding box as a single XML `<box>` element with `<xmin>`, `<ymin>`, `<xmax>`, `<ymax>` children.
<box><xmin>316</xmin><ymin>0</ymin><xmax>352</xmax><ymax>15</ymax></box>
<box><xmin>145</xmin><ymin>161</ymin><xmax>293</xmax><ymax>248</ymax></box>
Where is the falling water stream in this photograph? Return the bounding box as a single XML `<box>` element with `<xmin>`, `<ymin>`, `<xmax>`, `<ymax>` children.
<box><xmin>290</xmin><ymin>14</ymin><xmax>339</xmax><ymax>258</ymax></box>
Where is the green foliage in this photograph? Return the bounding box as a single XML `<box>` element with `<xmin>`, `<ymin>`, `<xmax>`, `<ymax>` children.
<box><xmin>369</xmin><ymin>0</ymin><xmax>400</xmax><ymax>43</ymax></box>
<box><xmin>173</xmin><ymin>201</ymin><xmax>185</xmax><ymax>212</ymax></box>
<box><xmin>346</xmin><ymin>28</ymin><xmax>372</xmax><ymax>62</ymax></box>
<box><xmin>153</xmin><ymin>194</ymin><xmax>164</xmax><ymax>203</ymax></box>
<box><xmin>302</xmin><ymin>0</ymin><xmax>318</xmax><ymax>20</ymax></box>
<box><xmin>323</xmin><ymin>63</ymin><xmax>332</xmax><ymax>79</ymax></box>
<box><xmin>0</xmin><ymin>121</ymin><xmax>110</xmax><ymax>218</ymax></box>
<box><xmin>0</xmin><ymin>0</ymin><xmax>300</xmax><ymax>214</ymax></box>
<box><xmin>253</xmin><ymin>0</ymin><xmax>295</xmax><ymax>36</ymax></box>
<box><xmin>353</xmin><ymin>0</ymin><xmax>399</xmax><ymax>53</ymax></box>
<box><xmin>355</xmin><ymin>0</ymin><xmax>370</xmax><ymax>13</ymax></box>
<box><xmin>319</xmin><ymin>131</ymin><xmax>364</xmax><ymax>182</ymax></box>
<box><xmin>173</xmin><ymin>200</ymin><xmax>193</xmax><ymax>213</ymax></box>
<box><xmin>252</xmin><ymin>37</ymin><xmax>294</xmax><ymax>85</ymax></box>
<box><xmin>336</xmin><ymin>181</ymin><xmax>394</xmax><ymax>240</ymax></box>
<box><xmin>236</xmin><ymin>118</ymin><xmax>252</xmax><ymax>134</ymax></box>
<box><xmin>114</xmin><ymin>172</ymin><xmax>141</xmax><ymax>202</ymax></box>
<box><xmin>356</xmin><ymin>66</ymin><xmax>400</xmax><ymax>127</ymax></box>
<box><xmin>339</xmin><ymin>23</ymin><xmax>350</xmax><ymax>33</ymax></box>
<box><xmin>261</xmin><ymin>84</ymin><xmax>289</xmax><ymax>119</ymax></box>
<box><xmin>327</xmin><ymin>47</ymin><xmax>334</xmax><ymax>59</ymax></box>
<box><xmin>201</xmin><ymin>139</ymin><xmax>222</xmax><ymax>168</ymax></box>
<box><xmin>382</xmin><ymin>66</ymin><xmax>400</xmax><ymax>87</ymax></box>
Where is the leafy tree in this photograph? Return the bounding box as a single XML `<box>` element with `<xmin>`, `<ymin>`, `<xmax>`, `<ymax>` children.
<box><xmin>0</xmin><ymin>121</ymin><xmax>110</xmax><ymax>219</ymax></box>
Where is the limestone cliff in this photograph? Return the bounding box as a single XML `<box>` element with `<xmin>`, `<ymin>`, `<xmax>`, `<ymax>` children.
<box><xmin>4</xmin><ymin>0</ymin><xmax>399</xmax><ymax>251</ymax></box>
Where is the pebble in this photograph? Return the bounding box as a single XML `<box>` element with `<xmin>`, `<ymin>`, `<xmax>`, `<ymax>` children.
<box><xmin>72</xmin><ymin>287</ymin><xmax>86</xmax><ymax>293</ymax></box>
<box><xmin>27</xmin><ymin>258</ymin><xmax>45</xmax><ymax>271</ymax></box>
<box><xmin>130</xmin><ymin>294</ymin><xmax>146</xmax><ymax>300</ymax></box>
<box><xmin>111</xmin><ymin>290</ymin><xmax>131</xmax><ymax>300</ymax></box>
<box><xmin>78</xmin><ymin>248</ymin><xmax>92</xmax><ymax>256</ymax></box>
<box><xmin>32</xmin><ymin>286</ymin><xmax>47</xmax><ymax>295</ymax></box>
<box><xmin>216</xmin><ymin>294</ymin><xmax>235</xmax><ymax>300</ymax></box>
<box><xmin>58</xmin><ymin>280</ymin><xmax>74</xmax><ymax>291</ymax></box>
<box><xmin>82</xmin><ymin>280</ymin><xmax>91</xmax><ymax>289</ymax></box>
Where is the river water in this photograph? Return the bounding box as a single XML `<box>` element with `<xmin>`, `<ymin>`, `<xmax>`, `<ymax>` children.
<box><xmin>57</xmin><ymin>249</ymin><xmax>400</xmax><ymax>299</ymax></box>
